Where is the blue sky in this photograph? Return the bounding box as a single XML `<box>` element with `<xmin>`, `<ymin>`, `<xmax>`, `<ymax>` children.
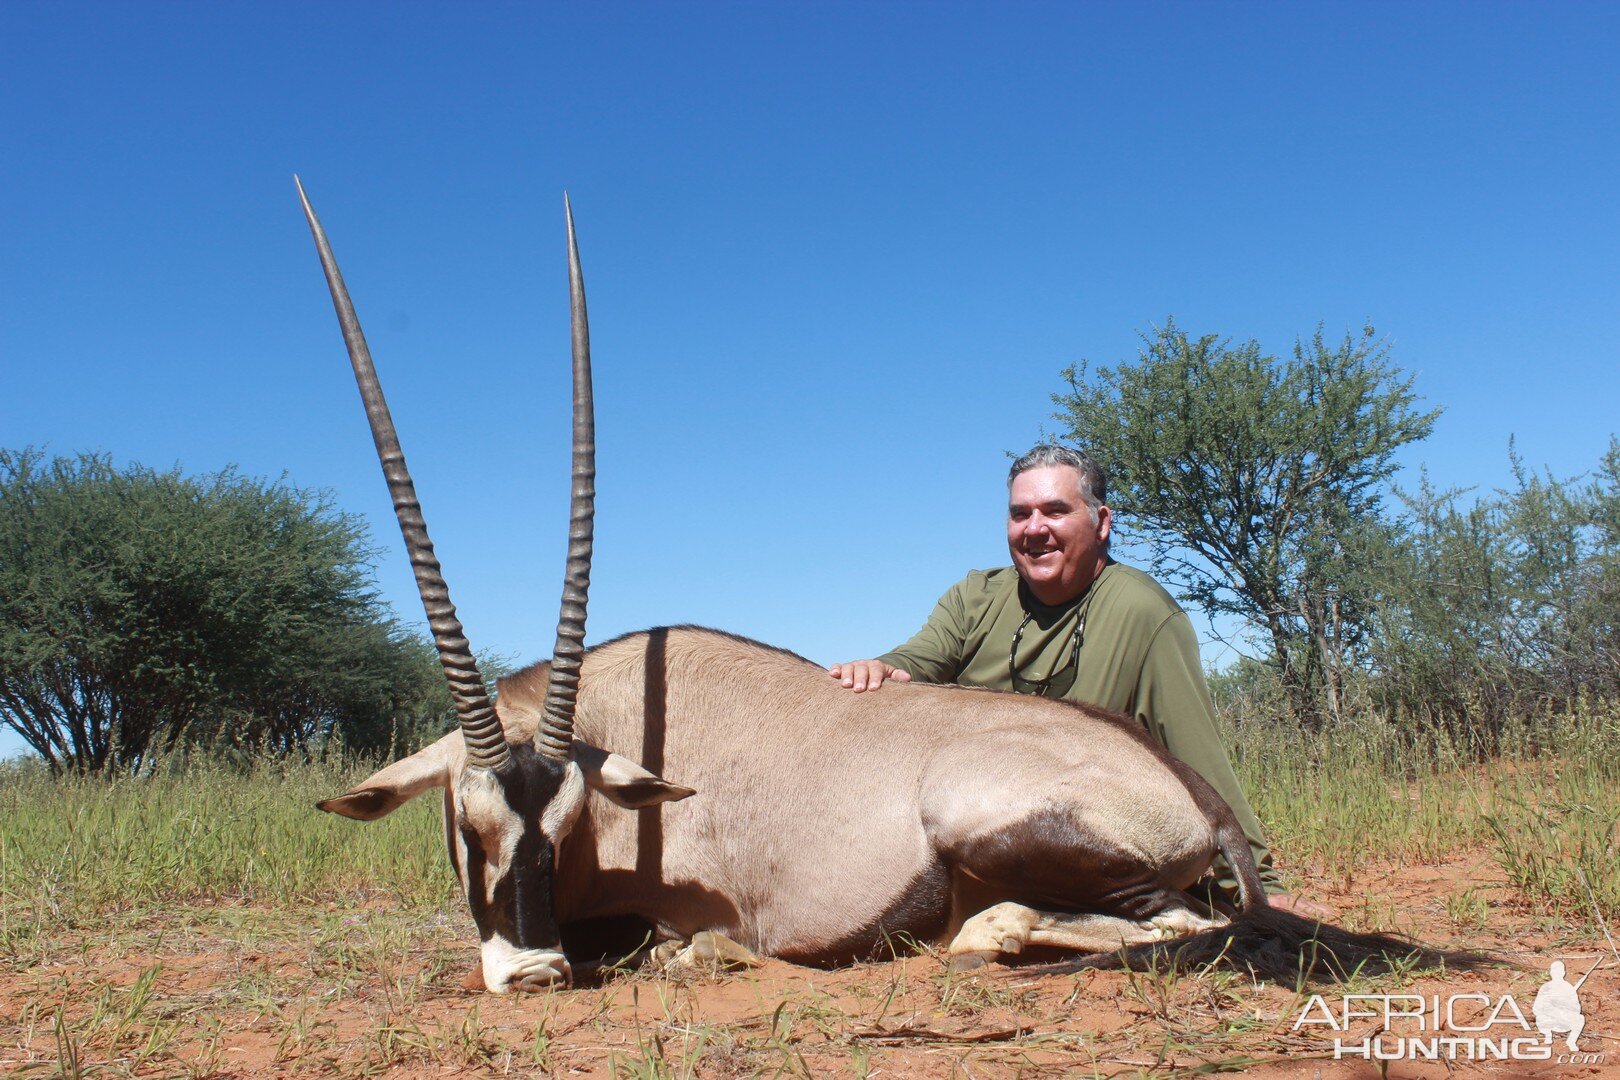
<box><xmin>3</xmin><ymin>3</ymin><xmax>1617</xmax><ymax>757</ymax></box>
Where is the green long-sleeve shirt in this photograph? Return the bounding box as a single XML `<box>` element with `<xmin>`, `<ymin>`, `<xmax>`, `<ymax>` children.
<box><xmin>878</xmin><ymin>561</ymin><xmax>1281</xmax><ymax>894</ymax></box>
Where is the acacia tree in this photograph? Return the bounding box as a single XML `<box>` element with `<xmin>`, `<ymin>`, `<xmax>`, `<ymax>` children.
<box><xmin>1054</xmin><ymin>321</ymin><xmax>1439</xmax><ymax>726</ymax></box>
<box><xmin>0</xmin><ymin>448</ymin><xmax>450</xmax><ymax>772</ymax></box>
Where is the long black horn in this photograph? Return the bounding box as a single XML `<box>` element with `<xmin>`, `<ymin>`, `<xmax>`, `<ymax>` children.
<box><xmin>534</xmin><ymin>195</ymin><xmax>595</xmax><ymax>760</ymax></box>
<box><xmin>295</xmin><ymin>177</ymin><xmax>510</xmax><ymax>771</ymax></box>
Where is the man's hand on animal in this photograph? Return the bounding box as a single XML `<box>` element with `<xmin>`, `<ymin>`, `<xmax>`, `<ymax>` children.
<box><xmin>827</xmin><ymin>658</ymin><xmax>911</xmax><ymax>692</ymax></box>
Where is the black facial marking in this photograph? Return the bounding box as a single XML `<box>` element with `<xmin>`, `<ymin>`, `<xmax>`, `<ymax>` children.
<box><xmin>457</xmin><ymin>745</ymin><xmax>570</xmax><ymax>952</ymax></box>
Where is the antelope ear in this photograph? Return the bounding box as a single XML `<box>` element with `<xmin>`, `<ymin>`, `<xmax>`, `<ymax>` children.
<box><xmin>574</xmin><ymin>742</ymin><xmax>697</xmax><ymax>809</ymax></box>
<box><xmin>317</xmin><ymin>737</ymin><xmax>455</xmax><ymax>821</ymax></box>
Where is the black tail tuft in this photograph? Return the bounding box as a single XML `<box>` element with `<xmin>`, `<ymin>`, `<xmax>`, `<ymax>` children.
<box><xmin>1037</xmin><ymin>906</ymin><xmax>1492</xmax><ymax>984</ymax></box>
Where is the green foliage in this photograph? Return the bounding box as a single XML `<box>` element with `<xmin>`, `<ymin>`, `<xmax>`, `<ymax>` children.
<box><xmin>0</xmin><ymin>448</ymin><xmax>452</xmax><ymax>773</ymax></box>
<box><xmin>1055</xmin><ymin>320</ymin><xmax>1439</xmax><ymax>725</ymax></box>
<box><xmin>1370</xmin><ymin>439</ymin><xmax>1620</xmax><ymax>739</ymax></box>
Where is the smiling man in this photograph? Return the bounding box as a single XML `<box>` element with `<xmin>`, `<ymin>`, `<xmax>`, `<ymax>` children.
<box><xmin>830</xmin><ymin>444</ymin><xmax>1319</xmax><ymax>912</ymax></box>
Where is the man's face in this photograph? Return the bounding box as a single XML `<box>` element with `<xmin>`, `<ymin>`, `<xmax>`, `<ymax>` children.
<box><xmin>1007</xmin><ymin>465</ymin><xmax>1111</xmax><ymax>606</ymax></box>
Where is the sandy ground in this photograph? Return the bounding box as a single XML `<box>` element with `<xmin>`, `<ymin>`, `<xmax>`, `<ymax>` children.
<box><xmin>4</xmin><ymin>853</ymin><xmax>1617</xmax><ymax>1077</ymax></box>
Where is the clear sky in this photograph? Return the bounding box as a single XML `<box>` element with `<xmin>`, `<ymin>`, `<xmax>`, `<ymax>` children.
<box><xmin>3</xmin><ymin>2</ymin><xmax>1617</xmax><ymax>758</ymax></box>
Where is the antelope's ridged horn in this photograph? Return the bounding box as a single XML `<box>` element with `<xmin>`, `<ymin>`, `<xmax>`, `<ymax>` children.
<box><xmin>535</xmin><ymin>195</ymin><xmax>595</xmax><ymax>761</ymax></box>
<box><xmin>294</xmin><ymin>177</ymin><xmax>510</xmax><ymax>772</ymax></box>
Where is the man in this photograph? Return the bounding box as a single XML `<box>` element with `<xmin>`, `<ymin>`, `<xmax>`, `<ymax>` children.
<box><xmin>830</xmin><ymin>444</ymin><xmax>1326</xmax><ymax>916</ymax></box>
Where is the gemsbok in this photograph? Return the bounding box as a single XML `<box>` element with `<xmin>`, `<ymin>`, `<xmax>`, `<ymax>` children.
<box><xmin>298</xmin><ymin>181</ymin><xmax>1431</xmax><ymax>992</ymax></box>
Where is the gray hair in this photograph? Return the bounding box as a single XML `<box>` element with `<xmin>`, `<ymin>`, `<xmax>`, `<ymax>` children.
<box><xmin>1007</xmin><ymin>445</ymin><xmax>1108</xmax><ymax>516</ymax></box>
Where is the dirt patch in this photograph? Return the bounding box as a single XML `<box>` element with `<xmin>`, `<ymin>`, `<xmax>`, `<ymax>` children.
<box><xmin>4</xmin><ymin>854</ymin><xmax>1617</xmax><ymax>1077</ymax></box>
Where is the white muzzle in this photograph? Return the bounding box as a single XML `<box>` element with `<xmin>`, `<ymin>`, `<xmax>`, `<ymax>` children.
<box><xmin>480</xmin><ymin>936</ymin><xmax>572</xmax><ymax>992</ymax></box>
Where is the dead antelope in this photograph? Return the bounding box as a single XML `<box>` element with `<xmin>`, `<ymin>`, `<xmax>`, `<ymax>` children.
<box><xmin>297</xmin><ymin>182</ymin><xmax>1428</xmax><ymax>992</ymax></box>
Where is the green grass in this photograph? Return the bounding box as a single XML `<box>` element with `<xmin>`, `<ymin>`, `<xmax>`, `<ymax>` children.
<box><xmin>1225</xmin><ymin>697</ymin><xmax>1620</xmax><ymax>916</ymax></box>
<box><xmin>0</xmin><ymin>754</ymin><xmax>451</xmax><ymax>965</ymax></box>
